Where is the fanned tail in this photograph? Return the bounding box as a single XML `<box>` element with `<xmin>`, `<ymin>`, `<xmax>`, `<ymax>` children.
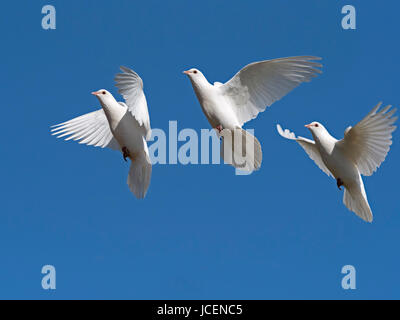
<box><xmin>127</xmin><ymin>153</ymin><xmax>152</xmax><ymax>199</ymax></box>
<box><xmin>220</xmin><ymin>128</ymin><xmax>262</xmax><ymax>172</ymax></box>
<box><xmin>343</xmin><ymin>176</ymin><xmax>373</xmax><ymax>223</ymax></box>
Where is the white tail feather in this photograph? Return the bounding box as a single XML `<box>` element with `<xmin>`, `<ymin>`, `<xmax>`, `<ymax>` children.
<box><xmin>127</xmin><ymin>154</ymin><xmax>152</xmax><ymax>199</ymax></box>
<box><xmin>220</xmin><ymin>128</ymin><xmax>262</xmax><ymax>172</ymax></box>
<box><xmin>343</xmin><ymin>177</ymin><xmax>373</xmax><ymax>222</ymax></box>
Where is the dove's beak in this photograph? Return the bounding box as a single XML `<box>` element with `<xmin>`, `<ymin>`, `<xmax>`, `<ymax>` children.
<box><xmin>91</xmin><ymin>91</ymin><xmax>100</xmax><ymax>96</ymax></box>
<box><xmin>183</xmin><ymin>70</ymin><xmax>190</xmax><ymax>75</ymax></box>
<box><xmin>305</xmin><ymin>124</ymin><xmax>312</xmax><ymax>128</ymax></box>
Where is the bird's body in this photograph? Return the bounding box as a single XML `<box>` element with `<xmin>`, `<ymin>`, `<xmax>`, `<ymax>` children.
<box><xmin>318</xmin><ymin>140</ymin><xmax>358</xmax><ymax>187</ymax></box>
<box><xmin>278</xmin><ymin>103</ymin><xmax>397</xmax><ymax>222</ymax></box>
<box><xmin>188</xmin><ymin>77</ymin><xmax>240</xmax><ymax>130</ymax></box>
<box><xmin>184</xmin><ymin>56</ymin><xmax>323</xmax><ymax>172</ymax></box>
<box><xmin>311</xmin><ymin>130</ymin><xmax>372</xmax><ymax>221</ymax></box>
<box><xmin>52</xmin><ymin>67</ymin><xmax>152</xmax><ymax>199</ymax></box>
<box><xmin>309</xmin><ymin>129</ymin><xmax>354</xmax><ymax>183</ymax></box>
<box><xmin>102</xmin><ymin>99</ymin><xmax>148</xmax><ymax>161</ymax></box>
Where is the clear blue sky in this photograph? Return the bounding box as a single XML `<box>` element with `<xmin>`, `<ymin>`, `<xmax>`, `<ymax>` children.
<box><xmin>1</xmin><ymin>0</ymin><xmax>399</xmax><ymax>299</ymax></box>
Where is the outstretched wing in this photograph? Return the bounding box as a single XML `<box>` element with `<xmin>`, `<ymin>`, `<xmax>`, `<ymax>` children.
<box><xmin>277</xmin><ymin>124</ymin><xmax>332</xmax><ymax>177</ymax></box>
<box><xmin>51</xmin><ymin>109</ymin><xmax>120</xmax><ymax>150</ymax></box>
<box><xmin>220</xmin><ymin>56</ymin><xmax>322</xmax><ymax>126</ymax></box>
<box><xmin>114</xmin><ymin>66</ymin><xmax>151</xmax><ymax>140</ymax></box>
<box><xmin>337</xmin><ymin>102</ymin><xmax>397</xmax><ymax>176</ymax></box>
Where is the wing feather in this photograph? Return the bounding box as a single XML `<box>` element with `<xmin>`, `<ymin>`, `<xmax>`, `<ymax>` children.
<box><xmin>51</xmin><ymin>109</ymin><xmax>120</xmax><ymax>150</ymax></box>
<box><xmin>114</xmin><ymin>66</ymin><xmax>151</xmax><ymax>140</ymax></box>
<box><xmin>277</xmin><ymin>124</ymin><xmax>332</xmax><ymax>177</ymax></box>
<box><xmin>221</xmin><ymin>56</ymin><xmax>322</xmax><ymax>126</ymax></box>
<box><xmin>337</xmin><ymin>103</ymin><xmax>397</xmax><ymax>176</ymax></box>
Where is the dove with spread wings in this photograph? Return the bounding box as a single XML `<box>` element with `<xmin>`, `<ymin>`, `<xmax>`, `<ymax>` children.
<box><xmin>51</xmin><ymin>67</ymin><xmax>152</xmax><ymax>199</ymax></box>
<box><xmin>183</xmin><ymin>56</ymin><xmax>323</xmax><ymax>172</ymax></box>
<box><xmin>278</xmin><ymin>103</ymin><xmax>397</xmax><ymax>222</ymax></box>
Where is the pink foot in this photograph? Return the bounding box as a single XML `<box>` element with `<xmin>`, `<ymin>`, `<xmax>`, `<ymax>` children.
<box><xmin>215</xmin><ymin>125</ymin><xmax>223</xmax><ymax>133</ymax></box>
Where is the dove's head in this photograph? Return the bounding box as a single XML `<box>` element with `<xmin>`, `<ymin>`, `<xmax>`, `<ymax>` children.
<box><xmin>305</xmin><ymin>122</ymin><xmax>329</xmax><ymax>138</ymax></box>
<box><xmin>183</xmin><ymin>68</ymin><xmax>209</xmax><ymax>88</ymax></box>
<box><xmin>91</xmin><ymin>89</ymin><xmax>116</xmax><ymax>106</ymax></box>
<box><xmin>183</xmin><ymin>68</ymin><xmax>203</xmax><ymax>77</ymax></box>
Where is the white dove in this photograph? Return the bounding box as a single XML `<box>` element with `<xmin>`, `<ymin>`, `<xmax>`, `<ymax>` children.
<box><xmin>51</xmin><ymin>66</ymin><xmax>152</xmax><ymax>199</ymax></box>
<box><xmin>183</xmin><ymin>56</ymin><xmax>322</xmax><ymax>172</ymax></box>
<box><xmin>277</xmin><ymin>103</ymin><xmax>397</xmax><ymax>222</ymax></box>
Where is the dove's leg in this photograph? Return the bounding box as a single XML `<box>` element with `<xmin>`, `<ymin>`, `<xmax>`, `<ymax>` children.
<box><xmin>122</xmin><ymin>147</ymin><xmax>130</xmax><ymax>162</ymax></box>
<box><xmin>215</xmin><ymin>125</ymin><xmax>223</xmax><ymax>133</ymax></box>
<box><xmin>337</xmin><ymin>178</ymin><xmax>344</xmax><ymax>190</ymax></box>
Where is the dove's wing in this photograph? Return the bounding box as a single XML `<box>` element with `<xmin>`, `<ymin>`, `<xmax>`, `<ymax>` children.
<box><xmin>220</xmin><ymin>56</ymin><xmax>322</xmax><ymax>126</ymax></box>
<box><xmin>114</xmin><ymin>66</ymin><xmax>151</xmax><ymax>140</ymax></box>
<box><xmin>337</xmin><ymin>102</ymin><xmax>397</xmax><ymax>176</ymax></box>
<box><xmin>51</xmin><ymin>109</ymin><xmax>120</xmax><ymax>150</ymax></box>
<box><xmin>277</xmin><ymin>124</ymin><xmax>332</xmax><ymax>177</ymax></box>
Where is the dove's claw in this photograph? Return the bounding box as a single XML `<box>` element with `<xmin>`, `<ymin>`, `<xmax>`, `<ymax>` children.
<box><xmin>337</xmin><ymin>178</ymin><xmax>344</xmax><ymax>190</ymax></box>
<box><xmin>122</xmin><ymin>147</ymin><xmax>130</xmax><ymax>162</ymax></box>
<box><xmin>215</xmin><ymin>125</ymin><xmax>223</xmax><ymax>133</ymax></box>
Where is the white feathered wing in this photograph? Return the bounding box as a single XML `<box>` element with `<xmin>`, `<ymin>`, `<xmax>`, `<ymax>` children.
<box><xmin>115</xmin><ymin>66</ymin><xmax>152</xmax><ymax>198</ymax></box>
<box><xmin>337</xmin><ymin>103</ymin><xmax>397</xmax><ymax>222</ymax></box>
<box><xmin>276</xmin><ymin>124</ymin><xmax>332</xmax><ymax>177</ymax></box>
<box><xmin>337</xmin><ymin>102</ymin><xmax>397</xmax><ymax>176</ymax></box>
<box><xmin>221</xmin><ymin>56</ymin><xmax>322</xmax><ymax>127</ymax></box>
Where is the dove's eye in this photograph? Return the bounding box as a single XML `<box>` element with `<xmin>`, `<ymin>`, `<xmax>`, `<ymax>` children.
<box><xmin>102</xmin><ymin>91</ymin><xmax>106</xmax><ymax>95</ymax></box>
<box><xmin>193</xmin><ymin>70</ymin><xmax>198</xmax><ymax>74</ymax></box>
<box><xmin>315</xmin><ymin>124</ymin><xmax>319</xmax><ymax>127</ymax></box>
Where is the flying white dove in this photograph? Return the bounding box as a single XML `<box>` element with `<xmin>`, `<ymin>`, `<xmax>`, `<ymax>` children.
<box><xmin>277</xmin><ymin>102</ymin><xmax>397</xmax><ymax>222</ymax></box>
<box><xmin>51</xmin><ymin>66</ymin><xmax>152</xmax><ymax>199</ymax></box>
<box><xmin>183</xmin><ymin>56</ymin><xmax>322</xmax><ymax>172</ymax></box>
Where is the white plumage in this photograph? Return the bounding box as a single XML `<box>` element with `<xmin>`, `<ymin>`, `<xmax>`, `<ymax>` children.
<box><xmin>51</xmin><ymin>66</ymin><xmax>152</xmax><ymax>199</ymax></box>
<box><xmin>277</xmin><ymin>103</ymin><xmax>397</xmax><ymax>222</ymax></box>
<box><xmin>184</xmin><ymin>56</ymin><xmax>322</xmax><ymax>172</ymax></box>
<box><xmin>337</xmin><ymin>103</ymin><xmax>397</xmax><ymax>176</ymax></box>
<box><xmin>50</xmin><ymin>109</ymin><xmax>120</xmax><ymax>150</ymax></box>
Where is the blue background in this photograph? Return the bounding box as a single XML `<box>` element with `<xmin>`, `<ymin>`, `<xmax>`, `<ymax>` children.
<box><xmin>0</xmin><ymin>0</ymin><xmax>399</xmax><ymax>299</ymax></box>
